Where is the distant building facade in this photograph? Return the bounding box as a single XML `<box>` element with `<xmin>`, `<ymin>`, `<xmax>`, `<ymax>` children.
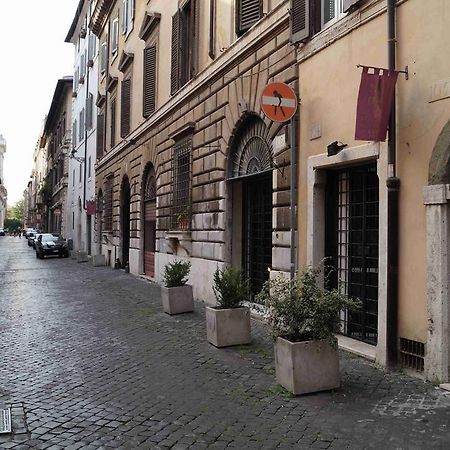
<box><xmin>0</xmin><ymin>134</ymin><xmax>7</xmax><ymax>228</ymax></box>
<box><xmin>42</xmin><ymin>78</ymin><xmax>73</xmax><ymax>237</ymax></box>
<box><xmin>66</xmin><ymin>0</ymin><xmax>99</xmax><ymax>255</ymax></box>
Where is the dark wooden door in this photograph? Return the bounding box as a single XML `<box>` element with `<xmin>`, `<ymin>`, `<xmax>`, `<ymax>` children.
<box><xmin>144</xmin><ymin>200</ymin><xmax>156</xmax><ymax>277</ymax></box>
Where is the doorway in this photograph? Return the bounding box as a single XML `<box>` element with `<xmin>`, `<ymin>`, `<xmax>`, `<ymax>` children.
<box><xmin>120</xmin><ymin>175</ymin><xmax>131</xmax><ymax>268</ymax></box>
<box><xmin>143</xmin><ymin>166</ymin><xmax>156</xmax><ymax>277</ymax></box>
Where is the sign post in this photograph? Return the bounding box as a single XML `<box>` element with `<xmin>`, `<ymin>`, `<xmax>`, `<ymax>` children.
<box><xmin>261</xmin><ymin>82</ymin><xmax>298</xmax><ymax>279</ymax></box>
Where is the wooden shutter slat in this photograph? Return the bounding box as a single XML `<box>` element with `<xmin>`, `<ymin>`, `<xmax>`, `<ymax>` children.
<box><xmin>290</xmin><ymin>0</ymin><xmax>310</xmax><ymax>44</ymax></box>
<box><xmin>110</xmin><ymin>99</ymin><xmax>116</xmax><ymax>146</ymax></box>
<box><xmin>120</xmin><ymin>79</ymin><xmax>131</xmax><ymax>137</ymax></box>
<box><xmin>143</xmin><ymin>46</ymin><xmax>157</xmax><ymax>117</ymax></box>
<box><xmin>170</xmin><ymin>12</ymin><xmax>180</xmax><ymax>95</ymax></box>
<box><xmin>96</xmin><ymin>114</ymin><xmax>104</xmax><ymax>159</ymax></box>
<box><xmin>237</xmin><ymin>0</ymin><xmax>262</xmax><ymax>35</ymax></box>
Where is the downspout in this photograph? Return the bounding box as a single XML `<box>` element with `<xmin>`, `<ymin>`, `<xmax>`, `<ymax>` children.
<box><xmin>386</xmin><ymin>0</ymin><xmax>400</xmax><ymax>366</ymax></box>
<box><xmin>290</xmin><ymin>85</ymin><xmax>298</xmax><ymax>280</ymax></box>
<box><xmin>83</xmin><ymin>53</ymin><xmax>89</xmax><ymax>211</ymax></box>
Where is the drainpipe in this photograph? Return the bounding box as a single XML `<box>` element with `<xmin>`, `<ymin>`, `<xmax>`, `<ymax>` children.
<box><xmin>386</xmin><ymin>0</ymin><xmax>400</xmax><ymax>367</ymax></box>
<box><xmin>289</xmin><ymin>82</ymin><xmax>298</xmax><ymax>280</ymax></box>
<box><xmin>83</xmin><ymin>54</ymin><xmax>89</xmax><ymax>211</ymax></box>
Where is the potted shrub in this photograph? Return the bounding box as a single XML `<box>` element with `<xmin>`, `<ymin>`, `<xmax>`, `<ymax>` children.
<box><xmin>257</xmin><ymin>264</ymin><xmax>361</xmax><ymax>395</ymax></box>
<box><xmin>161</xmin><ymin>260</ymin><xmax>194</xmax><ymax>315</ymax></box>
<box><xmin>206</xmin><ymin>266</ymin><xmax>251</xmax><ymax>347</ymax></box>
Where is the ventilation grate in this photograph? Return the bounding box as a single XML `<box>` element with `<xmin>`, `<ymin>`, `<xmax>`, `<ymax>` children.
<box><xmin>0</xmin><ymin>408</ymin><xmax>11</xmax><ymax>434</ymax></box>
<box><xmin>400</xmin><ymin>338</ymin><xmax>425</xmax><ymax>372</ymax></box>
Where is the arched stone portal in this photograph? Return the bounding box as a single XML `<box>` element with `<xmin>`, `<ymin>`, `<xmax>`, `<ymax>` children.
<box><xmin>424</xmin><ymin>119</ymin><xmax>450</xmax><ymax>384</ymax></box>
<box><xmin>142</xmin><ymin>164</ymin><xmax>157</xmax><ymax>277</ymax></box>
<box><xmin>228</xmin><ymin>115</ymin><xmax>273</xmax><ymax>300</ymax></box>
<box><xmin>120</xmin><ymin>175</ymin><xmax>131</xmax><ymax>269</ymax></box>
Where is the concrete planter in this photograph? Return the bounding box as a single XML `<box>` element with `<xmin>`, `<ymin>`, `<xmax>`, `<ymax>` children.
<box><xmin>92</xmin><ymin>254</ymin><xmax>106</xmax><ymax>266</ymax></box>
<box><xmin>206</xmin><ymin>306</ymin><xmax>251</xmax><ymax>347</ymax></box>
<box><xmin>274</xmin><ymin>337</ymin><xmax>340</xmax><ymax>395</ymax></box>
<box><xmin>161</xmin><ymin>285</ymin><xmax>194</xmax><ymax>315</ymax></box>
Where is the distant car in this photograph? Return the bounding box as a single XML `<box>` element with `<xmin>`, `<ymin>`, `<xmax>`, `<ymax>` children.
<box><xmin>27</xmin><ymin>232</ymin><xmax>37</xmax><ymax>247</ymax></box>
<box><xmin>24</xmin><ymin>228</ymin><xmax>37</xmax><ymax>238</ymax></box>
<box><xmin>32</xmin><ymin>233</ymin><xmax>43</xmax><ymax>249</ymax></box>
<box><xmin>35</xmin><ymin>234</ymin><xmax>69</xmax><ymax>259</ymax></box>
<box><xmin>0</xmin><ymin>228</ymin><xmax>5</xmax><ymax>236</ymax></box>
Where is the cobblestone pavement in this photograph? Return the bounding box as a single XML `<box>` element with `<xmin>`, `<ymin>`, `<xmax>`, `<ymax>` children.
<box><xmin>1</xmin><ymin>236</ymin><xmax>450</xmax><ymax>449</ymax></box>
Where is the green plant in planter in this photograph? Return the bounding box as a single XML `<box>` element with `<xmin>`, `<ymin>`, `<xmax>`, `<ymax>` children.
<box><xmin>162</xmin><ymin>260</ymin><xmax>191</xmax><ymax>288</ymax></box>
<box><xmin>213</xmin><ymin>266</ymin><xmax>249</xmax><ymax>309</ymax></box>
<box><xmin>256</xmin><ymin>264</ymin><xmax>361</xmax><ymax>345</ymax></box>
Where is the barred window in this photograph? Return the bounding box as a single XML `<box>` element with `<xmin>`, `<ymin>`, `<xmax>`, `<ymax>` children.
<box><xmin>104</xmin><ymin>176</ymin><xmax>114</xmax><ymax>231</ymax></box>
<box><xmin>171</xmin><ymin>138</ymin><xmax>192</xmax><ymax>230</ymax></box>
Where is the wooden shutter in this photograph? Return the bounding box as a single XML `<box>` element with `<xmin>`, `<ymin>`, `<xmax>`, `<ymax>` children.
<box><xmin>209</xmin><ymin>0</ymin><xmax>216</xmax><ymax>59</ymax></box>
<box><xmin>236</xmin><ymin>0</ymin><xmax>262</xmax><ymax>35</ymax></box>
<box><xmin>110</xmin><ymin>99</ymin><xmax>116</xmax><ymax>146</ymax></box>
<box><xmin>73</xmin><ymin>120</ymin><xmax>77</xmax><ymax>147</ymax></box>
<box><xmin>86</xmin><ymin>93</ymin><xmax>93</xmax><ymax>130</ymax></box>
<box><xmin>96</xmin><ymin>114</ymin><xmax>104</xmax><ymax>159</ymax></box>
<box><xmin>170</xmin><ymin>12</ymin><xmax>180</xmax><ymax>95</ymax></box>
<box><xmin>343</xmin><ymin>0</ymin><xmax>361</xmax><ymax>12</ymax></box>
<box><xmin>120</xmin><ymin>78</ymin><xmax>131</xmax><ymax>137</ymax></box>
<box><xmin>143</xmin><ymin>45</ymin><xmax>157</xmax><ymax>118</ymax></box>
<box><xmin>191</xmin><ymin>0</ymin><xmax>200</xmax><ymax>77</ymax></box>
<box><xmin>290</xmin><ymin>0</ymin><xmax>310</xmax><ymax>44</ymax></box>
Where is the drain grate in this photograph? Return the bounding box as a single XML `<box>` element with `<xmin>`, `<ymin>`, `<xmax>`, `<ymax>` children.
<box><xmin>400</xmin><ymin>337</ymin><xmax>425</xmax><ymax>372</ymax></box>
<box><xmin>0</xmin><ymin>408</ymin><xmax>11</xmax><ymax>434</ymax></box>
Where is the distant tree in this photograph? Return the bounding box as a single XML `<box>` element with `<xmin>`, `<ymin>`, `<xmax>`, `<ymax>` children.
<box><xmin>4</xmin><ymin>218</ymin><xmax>21</xmax><ymax>232</ymax></box>
<box><xmin>7</xmin><ymin>200</ymin><xmax>25</xmax><ymax>223</ymax></box>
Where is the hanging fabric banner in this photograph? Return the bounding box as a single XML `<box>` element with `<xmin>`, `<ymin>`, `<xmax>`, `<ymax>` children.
<box><xmin>355</xmin><ymin>66</ymin><xmax>399</xmax><ymax>141</ymax></box>
<box><xmin>86</xmin><ymin>200</ymin><xmax>96</xmax><ymax>216</ymax></box>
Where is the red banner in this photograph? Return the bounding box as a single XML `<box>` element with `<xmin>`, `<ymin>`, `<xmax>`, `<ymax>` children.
<box><xmin>355</xmin><ymin>66</ymin><xmax>399</xmax><ymax>142</ymax></box>
<box><xmin>86</xmin><ymin>200</ymin><xmax>96</xmax><ymax>216</ymax></box>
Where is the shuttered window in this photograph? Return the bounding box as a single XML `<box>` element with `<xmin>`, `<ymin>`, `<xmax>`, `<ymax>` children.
<box><xmin>290</xmin><ymin>0</ymin><xmax>310</xmax><ymax>43</ymax></box>
<box><xmin>73</xmin><ymin>120</ymin><xmax>77</xmax><ymax>147</ymax></box>
<box><xmin>104</xmin><ymin>177</ymin><xmax>113</xmax><ymax>232</ymax></box>
<box><xmin>143</xmin><ymin>45</ymin><xmax>157</xmax><ymax>117</ymax></box>
<box><xmin>96</xmin><ymin>113</ymin><xmax>105</xmax><ymax>159</ymax></box>
<box><xmin>110</xmin><ymin>98</ymin><xmax>116</xmax><ymax>147</ymax></box>
<box><xmin>86</xmin><ymin>93</ymin><xmax>94</xmax><ymax>130</ymax></box>
<box><xmin>170</xmin><ymin>12</ymin><xmax>180</xmax><ymax>95</ymax></box>
<box><xmin>120</xmin><ymin>78</ymin><xmax>131</xmax><ymax>137</ymax></box>
<box><xmin>236</xmin><ymin>0</ymin><xmax>262</xmax><ymax>36</ymax></box>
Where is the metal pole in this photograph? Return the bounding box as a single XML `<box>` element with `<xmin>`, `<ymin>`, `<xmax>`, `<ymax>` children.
<box><xmin>386</xmin><ymin>0</ymin><xmax>400</xmax><ymax>366</ymax></box>
<box><xmin>289</xmin><ymin>112</ymin><xmax>297</xmax><ymax>280</ymax></box>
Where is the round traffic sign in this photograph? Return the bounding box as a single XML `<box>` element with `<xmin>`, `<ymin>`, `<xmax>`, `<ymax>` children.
<box><xmin>261</xmin><ymin>82</ymin><xmax>297</xmax><ymax>123</ymax></box>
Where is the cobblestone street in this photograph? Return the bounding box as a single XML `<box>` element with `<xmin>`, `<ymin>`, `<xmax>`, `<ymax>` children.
<box><xmin>1</xmin><ymin>236</ymin><xmax>450</xmax><ymax>449</ymax></box>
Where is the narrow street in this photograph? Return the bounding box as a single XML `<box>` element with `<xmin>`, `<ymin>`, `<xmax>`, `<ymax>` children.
<box><xmin>0</xmin><ymin>236</ymin><xmax>449</xmax><ymax>449</ymax></box>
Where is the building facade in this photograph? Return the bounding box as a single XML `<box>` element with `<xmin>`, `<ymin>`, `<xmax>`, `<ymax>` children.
<box><xmin>42</xmin><ymin>78</ymin><xmax>73</xmax><ymax>238</ymax></box>
<box><xmin>0</xmin><ymin>134</ymin><xmax>7</xmax><ymax>228</ymax></box>
<box><xmin>66</xmin><ymin>0</ymin><xmax>100</xmax><ymax>256</ymax></box>
<box><xmin>291</xmin><ymin>0</ymin><xmax>450</xmax><ymax>382</ymax></box>
<box><xmin>90</xmin><ymin>0</ymin><xmax>295</xmax><ymax>300</ymax></box>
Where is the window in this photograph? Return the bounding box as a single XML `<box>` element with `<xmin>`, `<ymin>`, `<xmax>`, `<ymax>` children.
<box><xmin>80</xmin><ymin>51</ymin><xmax>86</xmax><ymax>80</ymax></box>
<box><xmin>111</xmin><ymin>17</ymin><xmax>119</xmax><ymax>55</ymax></box>
<box><xmin>74</xmin><ymin>68</ymin><xmax>79</xmax><ymax>90</ymax></box>
<box><xmin>104</xmin><ymin>176</ymin><xmax>113</xmax><ymax>231</ymax></box>
<box><xmin>122</xmin><ymin>0</ymin><xmax>135</xmax><ymax>35</ymax></box>
<box><xmin>100</xmin><ymin>41</ymin><xmax>107</xmax><ymax>74</ymax></box>
<box><xmin>79</xmin><ymin>163</ymin><xmax>82</xmax><ymax>183</ymax></box>
<box><xmin>86</xmin><ymin>93</ymin><xmax>94</xmax><ymax>130</ymax></box>
<box><xmin>88</xmin><ymin>156</ymin><xmax>92</xmax><ymax>178</ymax></box>
<box><xmin>236</xmin><ymin>0</ymin><xmax>262</xmax><ymax>36</ymax></box>
<box><xmin>79</xmin><ymin>109</ymin><xmax>85</xmax><ymax>142</ymax></box>
<box><xmin>72</xmin><ymin>169</ymin><xmax>75</xmax><ymax>187</ymax></box>
<box><xmin>170</xmin><ymin>0</ymin><xmax>199</xmax><ymax>95</ymax></box>
<box><xmin>110</xmin><ymin>98</ymin><xmax>116</xmax><ymax>147</ymax></box>
<box><xmin>143</xmin><ymin>45</ymin><xmax>157</xmax><ymax>117</ymax></box>
<box><xmin>290</xmin><ymin>0</ymin><xmax>358</xmax><ymax>43</ymax></box>
<box><xmin>96</xmin><ymin>111</ymin><xmax>105</xmax><ymax>159</ymax></box>
<box><xmin>73</xmin><ymin>120</ymin><xmax>77</xmax><ymax>146</ymax></box>
<box><xmin>88</xmin><ymin>34</ymin><xmax>97</xmax><ymax>61</ymax></box>
<box><xmin>171</xmin><ymin>137</ymin><xmax>192</xmax><ymax>230</ymax></box>
<box><xmin>120</xmin><ymin>78</ymin><xmax>131</xmax><ymax>137</ymax></box>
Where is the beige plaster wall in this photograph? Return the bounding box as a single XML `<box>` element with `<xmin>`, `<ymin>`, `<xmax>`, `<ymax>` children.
<box><xmin>298</xmin><ymin>0</ymin><xmax>450</xmax><ymax>344</ymax></box>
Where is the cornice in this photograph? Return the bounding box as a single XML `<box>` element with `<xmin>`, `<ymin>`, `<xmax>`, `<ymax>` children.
<box><xmin>90</xmin><ymin>0</ymin><xmax>114</xmax><ymax>37</ymax></box>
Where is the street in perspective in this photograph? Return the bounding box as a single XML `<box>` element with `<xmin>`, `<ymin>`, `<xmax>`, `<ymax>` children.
<box><xmin>1</xmin><ymin>0</ymin><xmax>450</xmax><ymax>448</ymax></box>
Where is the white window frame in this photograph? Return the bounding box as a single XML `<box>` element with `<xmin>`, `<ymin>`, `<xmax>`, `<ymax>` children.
<box><xmin>122</xmin><ymin>0</ymin><xmax>134</xmax><ymax>36</ymax></box>
<box><xmin>100</xmin><ymin>42</ymin><xmax>107</xmax><ymax>74</ymax></box>
<box><xmin>321</xmin><ymin>0</ymin><xmax>345</xmax><ymax>29</ymax></box>
<box><xmin>112</xmin><ymin>17</ymin><xmax>119</xmax><ymax>55</ymax></box>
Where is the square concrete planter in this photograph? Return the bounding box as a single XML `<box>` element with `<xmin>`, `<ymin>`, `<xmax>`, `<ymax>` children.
<box><xmin>206</xmin><ymin>306</ymin><xmax>251</xmax><ymax>347</ymax></box>
<box><xmin>92</xmin><ymin>254</ymin><xmax>106</xmax><ymax>266</ymax></box>
<box><xmin>274</xmin><ymin>337</ymin><xmax>340</xmax><ymax>395</ymax></box>
<box><xmin>161</xmin><ymin>285</ymin><xmax>194</xmax><ymax>315</ymax></box>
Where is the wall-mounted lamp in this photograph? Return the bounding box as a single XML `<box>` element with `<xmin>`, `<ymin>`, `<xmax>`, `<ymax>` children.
<box><xmin>327</xmin><ymin>141</ymin><xmax>347</xmax><ymax>157</ymax></box>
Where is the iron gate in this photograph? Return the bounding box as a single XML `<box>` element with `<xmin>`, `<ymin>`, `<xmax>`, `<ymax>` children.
<box><xmin>326</xmin><ymin>164</ymin><xmax>379</xmax><ymax>345</ymax></box>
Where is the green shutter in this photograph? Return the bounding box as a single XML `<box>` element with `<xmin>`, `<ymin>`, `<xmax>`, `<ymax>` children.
<box><xmin>236</xmin><ymin>0</ymin><xmax>262</xmax><ymax>35</ymax></box>
<box><xmin>171</xmin><ymin>12</ymin><xmax>180</xmax><ymax>95</ymax></box>
<box><xmin>290</xmin><ymin>0</ymin><xmax>310</xmax><ymax>44</ymax></box>
<box><xmin>143</xmin><ymin>46</ymin><xmax>157</xmax><ymax>117</ymax></box>
<box><xmin>120</xmin><ymin>79</ymin><xmax>131</xmax><ymax>137</ymax></box>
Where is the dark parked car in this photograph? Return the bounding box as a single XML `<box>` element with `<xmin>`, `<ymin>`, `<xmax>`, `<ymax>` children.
<box><xmin>0</xmin><ymin>228</ymin><xmax>5</xmax><ymax>236</ymax></box>
<box><xmin>35</xmin><ymin>234</ymin><xmax>69</xmax><ymax>259</ymax></box>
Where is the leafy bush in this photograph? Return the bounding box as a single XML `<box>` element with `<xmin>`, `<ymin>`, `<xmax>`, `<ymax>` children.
<box><xmin>162</xmin><ymin>260</ymin><xmax>191</xmax><ymax>288</ymax></box>
<box><xmin>213</xmin><ymin>266</ymin><xmax>249</xmax><ymax>309</ymax></box>
<box><xmin>256</xmin><ymin>264</ymin><xmax>361</xmax><ymax>344</ymax></box>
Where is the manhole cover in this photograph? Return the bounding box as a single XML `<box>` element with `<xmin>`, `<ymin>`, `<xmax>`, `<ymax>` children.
<box><xmin>0</xmin><ymin>408</ymin><xmax>11</xmax><ymax>434</ymax></box>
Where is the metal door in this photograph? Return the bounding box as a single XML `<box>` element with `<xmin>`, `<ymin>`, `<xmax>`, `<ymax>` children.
<box><xmin>326</xmin><ymin>164</ymin><xmax>379</xmax><ymax>344</ymax></box>
<box><xmin>243</xmin><ymin>173</ymin><xmax>272</xmax><ymax>300</ymax></box>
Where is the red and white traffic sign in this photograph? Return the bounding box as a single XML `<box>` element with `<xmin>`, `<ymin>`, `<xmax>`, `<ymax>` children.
<box><xmin>261</xmin><ymin>82</ymin><xmax>297</xmax><ymax>123</ymax></box>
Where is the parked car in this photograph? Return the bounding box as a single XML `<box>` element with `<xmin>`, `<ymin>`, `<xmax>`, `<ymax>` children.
<box><xmin>27</xmin><ymin>232</ymin><xmax>37</xmax><ymax>247</ymax></box>
<box><xmin>35</xmin><ymin>234</ymin><xmax>69</xmax><ymax>259</ymax></box>
<box><xmin>24</xmin><ymin>228</ymin><xmax>37</xmax><ymax>238</ymax></box>
<box><xmin>33</xmin><ymin>233</ymin><xmax>43</xmax><ymax>249</ymax></box>
<box><xmin>0</xmin><ymin>228</ymin><xmax>5</xmax><ymax>236</ymax></box>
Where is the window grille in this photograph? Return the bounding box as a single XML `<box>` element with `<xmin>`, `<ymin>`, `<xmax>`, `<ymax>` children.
<box><xmin>104</xmin><ymin>177</ymin><xmax>113</xmax><ymax>231</ymax></box>
<box><xmin>400</xmin><ymin>338</ymin><xmax>425</xmax><ymax>372</ymax></box>
<box><xmin>171</xmin><ymin>138</ymin><xmax>192</xmax><ymax>230</ymax></box>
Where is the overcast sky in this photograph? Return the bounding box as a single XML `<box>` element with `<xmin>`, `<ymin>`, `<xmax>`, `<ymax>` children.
<box><xmin>0</xmin><ymin>0</ymin><xmax>79</xmax><ymax>205</ymax></box>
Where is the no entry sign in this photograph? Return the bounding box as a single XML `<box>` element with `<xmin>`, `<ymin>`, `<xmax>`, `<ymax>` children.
<box><xmin>261</xmin><ymin>82</ymin><xmax>297</xmax><ymax>123</ymax></box>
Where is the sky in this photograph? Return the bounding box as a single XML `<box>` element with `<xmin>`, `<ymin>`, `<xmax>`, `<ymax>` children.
<box><xmin>0</xmin><ymin>0</ymin><xmax>79</xmax><ymax>206</ymax></box>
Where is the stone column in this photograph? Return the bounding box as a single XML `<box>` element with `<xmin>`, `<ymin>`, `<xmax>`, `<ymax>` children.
<box><xmin>423</xmin><ymin>184</ymin><xmax>450</xmax><ymax>383</ymax></box>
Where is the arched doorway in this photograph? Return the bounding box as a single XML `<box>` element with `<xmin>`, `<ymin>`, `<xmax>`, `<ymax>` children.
<box><xmin>143</xmin><ymin>165</ymin><xmax>157</xmax><ymax>277</ymax></box>
<box><xmin>120</xmin><ymin>175</ymin><xmax>131</xmax><ymax>268</ymax></box>
<box><xmin>77</xmin><ymin>197</ymin><xmax>82</xmax><ymax>250</ymax></box>
<box><xmin>97</xmin><ymin>190</ymin><xmax>103</xmax><ymax>254</ymax></box>
<box><xmin>228</xmin><ymin>115</ymin><xmax>273</xmax><ymax>300</ymax></box>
